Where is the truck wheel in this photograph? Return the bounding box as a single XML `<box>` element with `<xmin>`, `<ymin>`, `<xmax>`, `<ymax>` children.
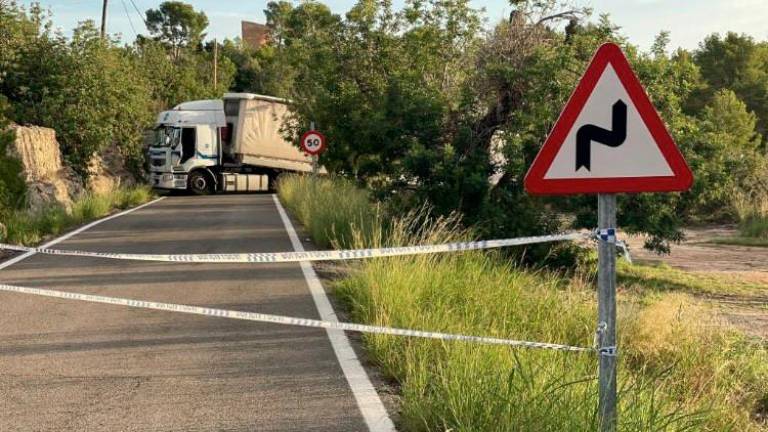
<box><xmin>189</xmin><ymin>171</ymin><xmax>214</xmax><ymax>195</ymax></box>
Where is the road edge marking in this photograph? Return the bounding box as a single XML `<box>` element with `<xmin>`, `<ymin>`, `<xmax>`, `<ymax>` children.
<box><xmin>0</xmin><ymin>196</ymin><xmax>166</xmax><ymax>271</ymax></box>
<box><xmin>272</xmin><ymin>194</ymin><xmax>396</xmax><ymax>432</ymax></box>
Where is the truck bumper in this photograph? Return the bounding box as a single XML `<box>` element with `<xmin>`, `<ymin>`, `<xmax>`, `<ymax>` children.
<box><xmin>150</xmin><ymin>172</ymin><xmax>188</xmax><ymax>190</ymax></box>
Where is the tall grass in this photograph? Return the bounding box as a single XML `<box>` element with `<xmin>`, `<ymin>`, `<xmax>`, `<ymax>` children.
<box><xmin>1</xmin><ymin>185</ymin><xmax>154</xmax><ymax>245</ymax></box>
<box><xmin>277</xmin><ymin>174</ymin><xmax>381</xmax><ymax>248</ymax></box>
<box><xmin>734</xmin><ymin>190</ymin><xmax>768</xmax><ymax>239</ymax></box>
<box><xmin>279</xmin><ymin>175</ymin><xmax>768</xmax><ymax>431</ymax></box>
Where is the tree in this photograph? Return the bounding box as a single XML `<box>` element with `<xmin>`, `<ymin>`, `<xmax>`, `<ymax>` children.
<box><xmin>693</xmin><ymin>33</ymin><xmax>768</xmax><ymax>147</ymax></box>
<box><xmin>274</xmin><ymin>0</ymin><xmax>768</xmax><ymax>256</ymax></box>
<box><xmin>682</xmin><ymin>89</ymin><xmax>766</xmax><ymax>220</ymax></box>
<box><xmin>134</xmin><ymin>37</ymin><xmax>235</xmax><ymax>110</ymax></box>
<box><xmin>0</xmin><ymin>95</ymin><xmax>26</xmax><ymax>216</ymax></box>
<box><xmin>702</xmin><ymin>89</ymin><xmax>761</xmax><ymax>151</ymax></box>
<box><xmin>264</xmin><ymin>1</ymin><xmax>295</xmax><ymax>47</ymax></box>
<box><xmin>277</xmin><ymin>0</ymin><xmax>590</xmax><ymax>260</ymax></box>
<box><xmin>145</xmin><ymin>1</ymin><xmax>208</xmax><ymax>60</ymax></box>
<box><xmin>219</xmin><ymin>39</ymin><xmax>292</xmax><ymax>97</ymax></box>
<box><xmin>1</xmin><ymin>10</ymin><xmax>155</xmax><ymax>178</ymax></box>
<box><xmin>281</xmin><ymin>0</ymin><xmax>458</xmax><ymax>181</ymax></box>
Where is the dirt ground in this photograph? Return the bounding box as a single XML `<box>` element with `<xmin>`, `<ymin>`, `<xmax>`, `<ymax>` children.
<box><xmin>627</xmin><ymin>226</ymin><xmax>768</xmax><ymax>279</ymax></box>
<box><xmin>625</xmin><ymin>226</ymin><xmax>768</xmax><ymax>339</ymax></box>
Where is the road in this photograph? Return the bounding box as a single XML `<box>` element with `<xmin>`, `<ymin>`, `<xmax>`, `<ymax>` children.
<box><xmin>0</xmin><ymin>194</ymin><xmax>390</xmax><ymax>431</ymax></box>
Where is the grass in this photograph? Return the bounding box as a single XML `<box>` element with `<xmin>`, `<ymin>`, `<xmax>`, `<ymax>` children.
<box><xmin>740</xmin><ymin>215</ymin><xmax>768</xmax><ymax>239</ymax></box>
<box><xmin>277</xmin><ymin>174</ymin><xmax>381</xmax><ymax>248</ymax></box>
<box><xmin>709</xmin><ymin>236</ymin><xmax>768</xmax><ymax>248</ymax></box>
<box><xmin>278</xmin><ymin>174</ymin><xmax>768</xmax><ymax>432</ymax></box>
<box><xmin>0</xmin><ymin>185</ymin><xmax>154</xmax><ymax>246</ymax></box>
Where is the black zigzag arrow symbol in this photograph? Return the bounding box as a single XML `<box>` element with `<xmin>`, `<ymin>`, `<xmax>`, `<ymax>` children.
<box><xmin>575</xmin><ymin>100</ymin><xmax>627</xmax><ymax>171</ymax></box>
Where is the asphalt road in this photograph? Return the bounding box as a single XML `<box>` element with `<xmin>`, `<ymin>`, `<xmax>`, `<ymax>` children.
<box><xmin>0</xmin><ymin>194</ymin><xmax>378</xmax><ymax>431</ymax></box>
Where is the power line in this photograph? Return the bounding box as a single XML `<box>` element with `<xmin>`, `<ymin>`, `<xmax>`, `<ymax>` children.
<box><xmin>120</xmin><ymin>0</ymin><xmax>138</xmax><ymax>38</ymax></box>
<box><xmin>128</xmin><ymin>0</ymin><xmax>149</xmax><ymax>30</ymax></box>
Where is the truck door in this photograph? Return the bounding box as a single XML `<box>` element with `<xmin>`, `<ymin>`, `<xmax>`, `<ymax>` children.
<box><xmin>180</xmin><ymin>127</ymin><xmax>196</xmax><ymax>164</ymax></box>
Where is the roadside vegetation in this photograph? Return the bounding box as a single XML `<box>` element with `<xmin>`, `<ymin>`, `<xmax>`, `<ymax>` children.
<box><xmin>0</xmin><ymin>186</ymin><xmax>154</xmax><ymax>246</ymax></box>
<box><xmin>277</xmin><ymin>174</ymin><xmax>379</xmax><ymax>249</ymax></box>
<box><xmin>279</xmin><ymin>174</ymin><xmax>768</xmax><ymax>432</ymax></box>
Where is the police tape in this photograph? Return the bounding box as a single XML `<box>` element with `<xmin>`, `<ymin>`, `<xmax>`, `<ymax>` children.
<box><xmin>0</xmin><ymin>283</ymin><xmax>594</xmax><ymax>353</ymax></box>
<box><xmin>0</xmin><ymin>232</ymin><xmax>586</xmax><ymax>264</ymax></box>
<box><xmin>594</xmin><ymin>228</ymin><xmax>633</xmax><ymax>264</ymax></box>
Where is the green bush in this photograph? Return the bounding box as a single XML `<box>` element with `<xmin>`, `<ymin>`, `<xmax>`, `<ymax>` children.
<box><xmin>0</xmin><ymin>98</ymin><xmax>26</xmax><ymax>215</ymax></box>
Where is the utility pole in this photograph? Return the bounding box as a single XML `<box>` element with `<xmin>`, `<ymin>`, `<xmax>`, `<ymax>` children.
<box><xmin>100</xmin><ymin>0</ymin><xmax>109</xmax><ymax>38</ymax></box>
<box><xmin>213</xmin><ymin>39</ymin><xmax>218</xmax><ymax>89</ymax></box>
<box><xmin>597</xmin><ymin>193</ymin><xmax>618</xmax><ymax>432</ymax></box>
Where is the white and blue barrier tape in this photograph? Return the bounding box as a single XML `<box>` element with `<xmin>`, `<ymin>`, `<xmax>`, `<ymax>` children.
<box><xmin>592</xmin><ymin>228</ymin><xmax>632</xmax><ymax>264</ymax></box>
<box><xmin>1</xmin><ymin>230</ymin><xmax>635</xmax><ymax>264</ymax></box>
<box><xmin>0</xmin><ymin>232</ymin><xmax>586</xmax><ymax>264</ymax></box>
<box><xmin>0</xmin><ymin>283</ymin><xmax>594</xmax><ymax>353</ymax></box>
<box><xmin>596</xmin><ymin>228</ymin><xmax>617</xmax><ymax>243</ymax></box>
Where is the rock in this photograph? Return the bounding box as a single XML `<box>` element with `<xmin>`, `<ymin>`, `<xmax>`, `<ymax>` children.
<box><xmin>87</xmin><ymin>144</ymin><xmax>135</xmax><ymax>195</ymax></box>
<box><xmin>6</xmin><ymin>124</ymin><xmax>135</xmax><ymax>211</ymax></box>
<box><xmin>7</xmin><ymin>124</ymin><xmax>81</xmax><ymax>211</ymax></box>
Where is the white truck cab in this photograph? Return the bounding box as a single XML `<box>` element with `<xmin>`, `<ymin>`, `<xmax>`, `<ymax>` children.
<box><xmin>148</xmin><ymin>93</ymin><xmax>313</xmax><ymax>194</ymax></box>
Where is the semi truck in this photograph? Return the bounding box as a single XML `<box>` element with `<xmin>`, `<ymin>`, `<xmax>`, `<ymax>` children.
<box><xmin>148</xmin><ymin>93</ymin><xmax>314</xmax><ymax>194</ymax></box>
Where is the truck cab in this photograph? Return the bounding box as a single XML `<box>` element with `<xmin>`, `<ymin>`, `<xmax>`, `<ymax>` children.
<box><xmin>148</xmin><ymin>99</ymin><xmax>225</xmax><ymax>193</ymax></box>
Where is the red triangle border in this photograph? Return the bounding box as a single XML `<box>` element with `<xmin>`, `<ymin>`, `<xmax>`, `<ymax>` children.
<box><xmin>524</xmin><ymin>42</ymin><xmax>693</xmax><ymax>195</ymax></box>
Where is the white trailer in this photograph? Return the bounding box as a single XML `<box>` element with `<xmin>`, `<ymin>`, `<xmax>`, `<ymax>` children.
<box><xmin>148</xmin><ymin>93</ymin><xmax>313</xmax><ymax>194</ymax></box>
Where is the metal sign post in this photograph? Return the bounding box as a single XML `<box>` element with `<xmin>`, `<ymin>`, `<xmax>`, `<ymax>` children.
<box><xmin>310</xmin><ymin>121</ymin><xmax>317</xmax><ymax>176</ymax></box>
<box><xmin>597</xmin><ymin>193</ymin><xmax>617</xmax><ymax>432</ymax></box>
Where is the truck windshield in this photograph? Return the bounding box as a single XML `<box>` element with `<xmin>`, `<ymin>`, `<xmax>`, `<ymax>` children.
<box><xmin>153</xmin><ymin>127</ymin><xmax>181</xmax><ymax>148</ymax></box>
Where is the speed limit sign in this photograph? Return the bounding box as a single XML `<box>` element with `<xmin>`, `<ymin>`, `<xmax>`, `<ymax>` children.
<box><xmin>300</xmin><ymin>130</ymin><xmax>326</xmax><ymax>155</ymax></box>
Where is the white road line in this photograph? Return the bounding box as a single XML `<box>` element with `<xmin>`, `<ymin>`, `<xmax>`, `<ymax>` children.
<box><xmin>273</xmin><ymin>195</ymin><xmax>396</xmax><ymax>432</ymax></box>
<box><xmin>0</xmin><ymin>197</ymin><xmax>165</xmax><ymax>271</ymax></box>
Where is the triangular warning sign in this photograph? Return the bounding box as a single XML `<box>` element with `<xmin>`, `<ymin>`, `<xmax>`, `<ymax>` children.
<box><xmin>524</xmin><ymin>42</ymin><xmax>693</xmax><ymax>195</ymax></box>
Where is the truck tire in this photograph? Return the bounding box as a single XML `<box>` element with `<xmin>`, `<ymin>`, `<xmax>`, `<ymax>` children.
<box><xmin>188</xmin><ymin>170</ymin><xmax>214</xmax><ymax>195</ymax></box>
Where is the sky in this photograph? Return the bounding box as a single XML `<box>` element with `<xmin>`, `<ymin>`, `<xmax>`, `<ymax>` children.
<box><xmin>20</xmin><ymin>0</ymin><xmax>768</xmax><ymax>52</ymax></box>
